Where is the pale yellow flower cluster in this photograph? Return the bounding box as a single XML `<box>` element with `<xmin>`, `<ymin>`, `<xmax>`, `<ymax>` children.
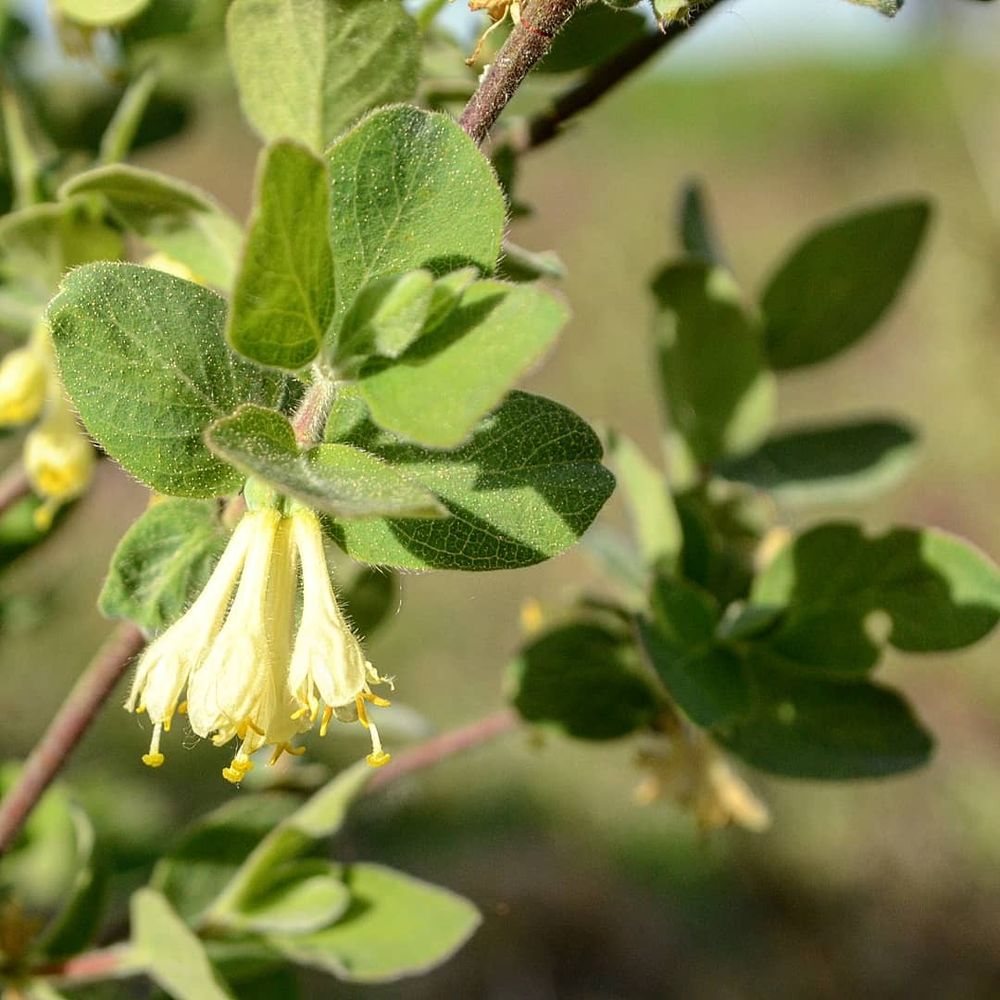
<box><xmin>635</xmin><ymin>725</ymin><xmax>771</xmax><ymax>835</ymax></box>
<box><xmin>127</xmin><ymin>506</ymin><xmax>393</xmax><ymax>783</ymax></box>
<box><xmin>0</xmin><ymin>318</ymin><xmax>95</xmax><ymax>529</ymax></box>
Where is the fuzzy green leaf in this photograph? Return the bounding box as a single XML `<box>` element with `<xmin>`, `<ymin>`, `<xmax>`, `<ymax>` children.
<box><xmin>227</xmin><ymin>0</ymin><xmax>419</xmax><ymax>151</ymax></box>
<box><xmin>269</xmin><ymin>864</ymin><xmax>480</xmax><ymax>983</ymax></box>
<box><xmin>131</xmin><ymin>888</ymin><xmax>233</xmax><ymax>1000</ymax></box>
<box><xmin>716</xmin><ymin>650</ymin><xmax>932</xmax><ymax>779</ymax></box>
<box><xmin>652</xmin><ymin>261</ymin><xmax>775</xmax><ymax>465</ymax></box>
<box><xmin>326</xmin><ymin>106</ymin><xmax>505</xmax><ymax>313</ymax></box>
<box><xmin>335</xmin><ymin>270</ymin><xmax>434</xmax><ymax>363</ymax></box>
<box><xmin>205</xmin><ymin>404</ymin><xmax>446</xmax><ymax>519</ymax></box>
<box><xmin>607</xmin><ymin>430</ymin><xmax>681</xmax><ymax>573</ymax></box>
<box><xmin>749</xmin><ymin>523</ymin><xmax>1000</xmax><ymax>672</ymax></box>
<box><xmin>761</xmin><ymin>200</ymin><xmax>930</xmax><ymax>370</ymax></box>
<box><xmin>56</xmin><ymin>0</ymin><xmax>150</xmax><ymax>26</ymax></box>
<box><xmin>325</xmin><ymin>390</ymin><xmax>616</xmax><ymax>571</ymax></box>
<box><xmin>717</xmin><ymin>418</ymin><xmax>918</xmax><ymax>503</ymax></box>
<box><xmin>99</xmin><ymin>499</ymin><xmax>229</xmax><ymax>631</ymax></box>
<box><xmin>0</xmin><ymin>200</ymin><xmax>124</xmax><ymax>311</ymax></box>
<box><xmin>357</xmin><ymin>279</ymin><xmax>567</xmax><ymax>448</ymax></box>
<box><xmin>219</xmin><ymin>861</ymin><xmax>350</xmax><ymax>936</ymax></box>
<box><xmin>152</xmin><ymin>795</ymin><xmax>300</xmax><ymax>923</ymax></box>
<box><xmin>207</xmin><ymin>763</ymin><xmax>371</xmax><ymax>921</ymax></box>
<box><xmin>639</xmin><ymin>575</ymin><xmax>749</xmax><ymax>727</ymax></box>
<box><xmin>47</xmin><ymin>263</ymin><xmax>289</xmax><ymax>498</ymax></box>
<box><xmin>511</xmin><ymin>621</ymin><xmax>661</xmax><ymax>740</ymax></box>
<box><xmin>227</xmin><ymin>141</ymin><xmax>335</xmax><ymax>370</ymax></box>
<box><xmin>60</xmin><ymin>165</ymin><xmax>243</xmax><ymax>289</ymax></box>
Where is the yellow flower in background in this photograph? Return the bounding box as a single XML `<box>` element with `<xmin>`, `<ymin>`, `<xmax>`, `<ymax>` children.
<box><xmin>0</xmin><ymin>345</ymin><xmax>48</xmax><ymax>425</ymax></box>
<box><xmin>0</xmin><ymin>318</ymin><xmax>96</xmax><ymax>528</ymax></box>
<box><xmin>142</xmin><ymin>251</ymin><xmax>202</xmax><ymax>284</ymax></box>
<box><xmin>126</xmin><ymin>503</ymin><xmax>394</xmax><ymax>782</ymax></box>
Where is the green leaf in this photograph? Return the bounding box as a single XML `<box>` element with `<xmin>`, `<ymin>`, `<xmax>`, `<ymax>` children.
<box><xmin>652</xmin><ymin>262</ymin><xmax>776</xmax><ymax>465</ymax></box>
<box><xmin>56</xmin><ymin>0</ymin><xmax>151</xmax><ymax>26</ymax></box>
<box><xmin>219</xmin><ymin>860</ymin><xmax>349</xmax><ymax>935</ymax></box>
<box><xmin>207</xmin><ymin>762</ymin><xmax>370</xmax><ymax>921</ymax></box>
<box><xmin>510</xmin><ymin>621</ymin><xmax>660</xmax><ymax>740</ymax></box>
<box><xmin>607</xmin><ymin>430</ymin><xmax>681</xmax><ymax>573</ymax></box>
<box><xmin>270</xmin><ymin>863</ymin><xmax>480</xmax><ymax>983</ymax></box>
<box><xmin>678</xmin><ymin>180</ymin><xmax>724</xmax><ymax>265</ymax></box>
<box><xmin>228</xmin><ymin>141</ymin><xmax>335</xmax><ymax>370</ymax></box>
<box><xmin>761</xmin><ymin>200</ymin><xmax>930</xmax><ymax>370</ymax></box>
<box><xmin>99</xmin><ymin>67</ymin><xmax>159</xmax><ymax>165</ymax></box>
<box><xmin>340</xmin><ymin>566</ymin><xmax>399</xmax><ymax>637</ymax></box>
<box><xmin>537</xmin><ymin>3</ymin><xmax>647</xmax><ymax>73</ymax></box>
<box><xmin>152</xmin><ymin>795</ymin><xmax>300</xmax><ymax>923</ymax></box>
<box><xmin>227</xmin><ymin>0</ymin><xmax>419</xmax><ymax>151</ymax></box>
<box><xmin>357</xmin><ymin>279</ymin><xmax>567</xmax><ymax>448</ymax></box>
<box><xmin>335</xmin><ymin>270</ymin><xmax>434</xmax><ymax>364</ymax></box>
<box><xmin>205</xmin><ymin>404</ymin><xmax>446</xmax><ymax>519</ymax></box>
<box><xmin>750</xmin><ymin>523</ymin><xmax>1000</xmax><ymax>672</ymax></box>
<box><xmin>0</xmin><ymin>200</ymin><xmax>124</xmax><ymax>308</ymax></box>
<box><xmin>638</xmin><ymin>574</ymin><xmax>749</xmax><ymax>727</ymax></box>
<box><xmin>716</xmin><ymin>650</ymin><xmax>932</xmax><ymax>779</ymax></box>
<box><xmin>60</xmin><ymin>166</ymin><xmax>243</xmax><ymax>289</ymax></box>
<box><xmin>35</xmin><ymin>807</ymin><xmax>107</xmax><ymax>960</ymax></box>
<box><xmin>325</xmin><ymin>390</ymin><xmax>616</xmax><ymax>571</ymax></box>
<box><xmin>47</xmin><ymin>263</ymin><xmax>289</xmax><ymax>498</ymax></box>
<box><xmin>131</xmin><ymin>888</ymin><xmax>233</xmax><ymax>1000</ymax></box>
<box><xmin>326</xmin><ymin>106</ymin><xmax>505</xmax><ymax>313</ymax></box>
<box><xmin>717</xmin><ymin>418</ymin><xmax>918</xmax><ymax>503</ymax></box>
<box><xmin>99</xmin><ymin>499</ymin><xmax>229</xmax><ymax>631</ymax></box>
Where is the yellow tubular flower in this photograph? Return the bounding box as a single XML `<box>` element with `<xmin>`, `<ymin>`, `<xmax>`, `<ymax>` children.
<box><xmin>288</xmin><ymin>507</ymin><xmax>393</xmax><ymax>767</ymax></box>
<box><xmin>125</xmin><ymin>511</ymin><xmax>259</xmax><ymax>767</ymax></box>
<box><xmin>142</xmin><ymin>252</ymin><xmax>202</xmax><ymax>284</ymax></box>
<box><xmin>23</xmin><ymin>397</ymin><xmax>96</xmax><ymax>530</ymax></box>
<box><xmin>0</xmin><ymin>347</ymin><xmax>48</xmax><ymax>425</ymax></box>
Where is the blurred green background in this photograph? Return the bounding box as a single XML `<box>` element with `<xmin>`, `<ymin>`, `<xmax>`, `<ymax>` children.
<box><xmin>2</xmin><ymin>1</ymin><xmax>1000</xmax><ymax>996</ymax></box>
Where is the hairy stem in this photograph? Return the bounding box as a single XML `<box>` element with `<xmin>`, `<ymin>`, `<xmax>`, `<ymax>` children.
<box><xmin>507</xmin><ymin>0</ymin><xmax>723</xmax><ymax>155</ymax></box>
<box><xmin>0</xmin><ymin>623</ymin><xmax>146</xmax><ymax>855</ymax></box>
<box><xmin>459</xmin><ymin>0</ymin><xmax>585</xmax><ymax>145</ymax></box>
<box><xmin>291</xmin><ymin>374</ymin><xmax>337</xmax><ymax>447</ymax></box>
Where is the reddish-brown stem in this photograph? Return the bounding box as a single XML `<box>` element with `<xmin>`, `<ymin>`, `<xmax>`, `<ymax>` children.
<box><xmin>33</xmin><ymin>946</ymin><xmax>131</xmax><ymax>984</ymax></box>
<box><xmin>0</xmin><ymin>623</ymin><xmax>146</xmax><ymax>855</ymax></box>
<box><xmin>459</xmin><ymin>0</ymin><xmax>584</xmax><ymax>145</ymax></box>
<box><xmin>367</xmin><ymin>707</ymin><xmax>520</xmax><ymax>790</ymax></box>
<box><xmin>0</xmin><ymin>465</ymin><xmax>30</xmax><ymax>517</ymax></box>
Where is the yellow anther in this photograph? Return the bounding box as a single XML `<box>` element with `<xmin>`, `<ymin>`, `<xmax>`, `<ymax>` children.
<box><xmin>163</xmin><ymin>715</ymin><xmax>172</xmax><ymax>733</ymax></box>
<box><xmin>142</xmin><ymin>752</ymin><xmax>165</xmax><ymax>768</ymax></box>
<box><xmin>222</xmin><ymin>758</ymin><xmax>254</xmax><ymax>784</ymax></box>
<box><xmin>177</xmin><ymin>701</ymin><xmax>188</xmax><ymax>715</ymax></box>
<box><xmin>237</xmin><ymin>717</ymin><xmax>265</xmax><ymax>740</ymax></box>
<box><xmin>366</xmin><ymin>693</ymin><xmax>392</xmax><ymax>709</ymax></box>
<box><xmin>366</xmin><ymin>751</ymin><xmax>392</xmax><ymax>768</ymax></box>
<box><xmin>291</xmin><ymin>706</ymin><xmax>309</xmax><ymax>721</ymax></box>
<box><xmin>319</xmin><ymin>706</ymin><xmax>333</xmax><ymax>737</ymax></box>
<box><xmin>355</xmin><ymin>694</ymin><xmax>370</xmax><ymax>729</ymax></box>
<box><xmin>268</xmin><ymin>742</ymin><xmax>306</xmax><ymax>766</ymax></box>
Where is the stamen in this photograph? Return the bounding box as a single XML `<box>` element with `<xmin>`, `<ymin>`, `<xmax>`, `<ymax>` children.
<box><xmin>142</xmin><ymin>723</ymin><xmax>165</xmax><ymax>768</ymax></box>
<box><xmin>222</xmin><ymin>755</ymin><xmax>254</xmax><ymax>784</ymax></box>
<box><xmin>355</xmin><ymin>693</ymin><xmax>370</xmax><ymax>729</ymax></box>
<box><xmin>365</xmin><ymin>720</ymin><xmax>391</xmax><ymax>768</ymax></box>
<box><xmin>178</xmin><ymin>701</ymin><xmax>188</xmax><ymax>715</ymax></box>
<box><xmin>268</xmin><ymin>742</ymin><xmax>306</xmax><ymax>766</ymax></box>
<box><xmin>319</xmin><ymin>706</ymin><xmax>333</xmax><ymax>737</ymax></box>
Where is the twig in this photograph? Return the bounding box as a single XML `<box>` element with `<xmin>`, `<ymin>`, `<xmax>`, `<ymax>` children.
<box><xmin>507</xmin><ymin>0</ymin><xmax>723</xmax><ymax>155</ymax></box>
<box><xmin>0</xmin><ymin>623</ymin><xmax>146</xmax><ymax>855</ymax></box>
<box><xmin>0</xmin><ymin>465</ymin><xmax>31</xmax><ymax>517</ymax></box>
<box><xmin>367</xmin><ymin>707</ymin><xmax>520</xmax><ymax>791</ymax></box>
<box><xmin>459</xmin><ymin>0</ymin><xmax>586</xmax><ymax>145</ymax></box>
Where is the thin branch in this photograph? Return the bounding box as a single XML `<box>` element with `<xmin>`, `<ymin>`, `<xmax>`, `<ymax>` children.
<box><xmin>0</xmin><ymin>623</ymin><xmax>146</xmax><ymax>855</ymax></box>
<box><xmin>0</xmin><ymin>464</ymin><xmax>31</xmax><ymax>517</ymax></box>
<box><xmin>459</xmin><ymin>0</ymin><xmax>586</xmax><ymax>145</ymax></box>
<box><xmin>507</xmin><ymin>0</ymin><xmax>724</xmax><ymax>155</ymax></box>
<box><xmin>367</xmin><ymin>707</ymin><xmax>520</xmax><ymax>791</ymax></box>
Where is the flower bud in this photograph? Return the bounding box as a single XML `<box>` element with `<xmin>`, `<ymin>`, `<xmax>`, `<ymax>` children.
<box><xmin>0</xmin><ymin>348</ymin><xmax>48</xmax><ymax>426</ymax></box>
<box><xmin>24</xmin><ymin>407</ymin><xmax>96</xmax><ymax>529</ymax></box>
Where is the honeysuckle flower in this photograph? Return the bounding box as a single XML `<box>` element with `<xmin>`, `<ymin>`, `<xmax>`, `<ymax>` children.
<box><xmin>0</xmin><ymin>346</ymin><xmax>48</xmax><ymax>425</ymax></box>
<box><xmin>142</xmin><ymin>251</ymin><xmax>202</xmax><ymax>284</ymax></box>
<box><xmin>126</xmin><ymin>503</ymin><xmax>393</xmax><ymax>782</ymax></box>
<box><xmin>23</xmin><ymin>395</ymin><xmax>96</xmax><ymax>530</ymax></box>
<box><xmin>288</xmin><ymin>507</ymin><xmax>393</xmax><ymax>768</ymax></box>
<box><xmin>635</xmin><ymin>726</ymin><xmax>771</xmax><ymax>834</ymax></box>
